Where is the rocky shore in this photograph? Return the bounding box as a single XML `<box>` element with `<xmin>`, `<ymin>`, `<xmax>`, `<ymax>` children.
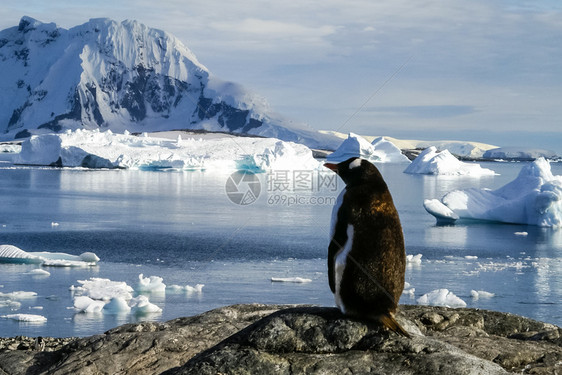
<box><xmin>1</xmin><ymin>304</ymin><xmax>560</xmax><ymax>374</ymax></box>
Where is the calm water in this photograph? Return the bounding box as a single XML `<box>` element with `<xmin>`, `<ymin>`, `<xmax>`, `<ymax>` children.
<box><xmin>0</xmin><ymin>161</ymin><xmax>561</xmax><ymax>337</ymax></box>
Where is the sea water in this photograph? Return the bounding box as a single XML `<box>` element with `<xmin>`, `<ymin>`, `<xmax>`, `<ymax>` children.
<box><xmin>0</xmin><ymin>162</ymin><xmax>560</xmax><ymax>337</ymax></box>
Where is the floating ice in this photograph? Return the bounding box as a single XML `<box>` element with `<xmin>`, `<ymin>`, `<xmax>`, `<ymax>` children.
<box><xmin>14</xmin><ymin>129</ymin><xmax>320</xmax><ymax>172</ymax></box>
<box><xmin>1</xmin><ymin>314</ymin><xmax>47</xmax><ymax>323</ymax></box>
<box><xmin>0</xmin><ymin>291</ymin><xmax>38</xmax><ymax>299</ymax></box>
<box><xmin>422</xmin><ymin>199</ymin><xmax>459</xmax><ymax>224</ymax></box>
<box><xmin>73</xmin><ymin>278</ymin><xmax>134</xmax><ymax>301</ymax></box>
<box><xmin>167</xmin><ymin>284</ymin><xmax>205</xmax><ymax>293</ymax></box>
<box><xmin>417</xmin><ymin>289</ymin><xmax>467</xmax><ymax>308</ymax></box>
<box><xmin>0</xmin><ymin>245</ymin><xmax>42</xmax><ymax>264</ymax></box>
<box><xmin>326</xmin><ymin>133</ymin><xmax>410</xmax><ymax>164</ymax></box>
<box><xmin>470</xmin><ymin>290</ymin><xmax>495</xmax><ymax>300</ymax></box>
<box><xmin>71</xmin><ymin>277</ymin><xmax>163</xmax><ymax>316</ymax></box>
<box><xmin>26</xmin><ymin>269</ymin><xmax>51</xmax><ymax>276</ymax></box>
<box><xmin>404</xmin><ymin>146</ymin><xmax>496</xmax><ymax>176</ymax></box>
<box><xmin>270</xmin><ymin>277</ymin><xmax>312</xmax><ymax>283</ymax></box>
<box><xmin>514</xmin><ymin>232</ymin><xmax>529</xmax><ymax>236</ymax></box>
<box><xmin>185</xmin><ymin>284</ymin><xmax>205</xmax><ymax>293</ymax></box>
<box><xmin>406</xmin><ymin>254</ymin><xmax>423</xmax><ymax>265</ymax></box>
<box><xmin>103</xmin><ymin>297</ymin><xmax>131</xmax><ymax>314</ymax></box>
<box><xmin>74</xmin><ymin>296</ymin><xmax>105</xmax><ymax>313</ymax></box>
<box><xmin>424</xmin><ymin>158</ymin><xmax>562</xmax><ymax>227</ymax></box>
<box><xmin>137</xmin><ymin>274</ymin><xmax>166</xmax><ymax>293</ymax></box>
<box><xmin>0</xmin><ymin>244</ymin><xmax>99</xmax><ymax>266</ymax></box>
<box><xmin>129</xmin><ymin>295</ymin><xmax>162</xmax><ymax>315</ymax></box>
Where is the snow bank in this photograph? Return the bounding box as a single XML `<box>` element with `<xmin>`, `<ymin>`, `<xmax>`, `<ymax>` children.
<box><xmin>424</xmin><ymin>158</ymin><xmax>562</xmax><ymax>227</ymax></box>
<box><xmin>483</xmin><ymin>147</ymin><xmax>558</xmax><ymax>161</ymax></box>
<box><xmin>326</xmin><ymin>133</ymin><xmax>410</xmax><ymax>164</ymax></box>
<box><xmin>417</xmin><ymin>289</ymin><xmax>467</xmax><ymax>308</ymax></box>
<box><xmin>404</xmin><ymin>146</ymin><xmax>496</xmax><ymax>176</ymax></box>
<box><xmin>14</xmin><ymin>129</ymin><xmax>320</xmax><ymax>172</ymax></box>
<box><xmin>0</xmin><ymin>245</ymin><xmax>99</xmax><ymax>267</ymax></box>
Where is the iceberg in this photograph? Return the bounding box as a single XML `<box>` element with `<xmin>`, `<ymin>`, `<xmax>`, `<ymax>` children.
<box><xmin>13</xmin><ymin>129</ymin><xmax>320</xmax><ymax>172</ymax></box>
<box><xmin>404</xmin><ymin>146</ymin><xmax>496</xmax><ymax>176</ymax></box>
<box><xmin>326</xmin><ymin>133</ymin><xmax>410</xmax><ymax>164</ymax></box>
<box><xmin>0</xmin><ymin>244</ymin><xmax>99</xmax><ymax>267</ymax></box>
<box><xmin>424</xmin><ymin>158</ymin><xmax>562</xmax><ymax>227</ymax></box>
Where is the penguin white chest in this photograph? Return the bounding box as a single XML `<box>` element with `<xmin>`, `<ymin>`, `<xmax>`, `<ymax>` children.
<box><xmin>334</xmin><ymin>224</ymin><xmax>354</xmax><ymax>313</ymax></box>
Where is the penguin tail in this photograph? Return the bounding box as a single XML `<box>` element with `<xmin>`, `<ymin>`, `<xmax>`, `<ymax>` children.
<box><xmin>379</xmin><ymin>313</ymin><xmax>411</xmax><ymax>338</ymax></box>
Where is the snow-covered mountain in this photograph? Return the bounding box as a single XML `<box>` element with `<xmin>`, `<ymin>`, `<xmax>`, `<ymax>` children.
<box><xmin>0</xmin><ymin>17</ymin><xmax>340</xmax><ymax>149</ymax></box>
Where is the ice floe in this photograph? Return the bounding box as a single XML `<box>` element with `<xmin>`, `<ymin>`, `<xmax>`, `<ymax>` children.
<box><xmin>406</xmin><ymin>254</ymin><xmax>423</xmax><ymax>265</ymax></box>
<box><xmin>1</xmin><ymin>313</ymin><xmax>47</xmax><ymax>323</ymax></box>
<box><xmin>270</xmin><ymin>277</ymin><xmax>312</xmax><ymax>283</ymax></box>
<box><xmin>470</xmin><ymin>290</ymin><xmax>495</xmax><ymax>300</ymax></box>
<box><xmin>424</xmin><ymin>158</ymin><xmax>562</xmax><ymax>227</ymax></box>
<box><xmin>13</xmin><ymin>129</ymin><xmax>320</xmax><ymax>172</ymax></box>
<box><xmin>404</xmin><ymin>146</ymin><xmax>496</xmax><ymax>176</ymax></box>
<box><xmin>137</xmin><ymin>274</ymin><xmax>166</xmax><ymax>293</ymax></box>
<box><xmin>326</xmin><ymin>133</ymin><xmax>410</xmax><ymax>164</ymax></box>
<box><xmin>0</xmin><ymin>245</ymin><xmax>99</xmax><ymax>267</ymax></box>
<box><xmin>417</xmin><ymin>289</ymin><xmax>467</xmax><ymax>308</ymax></box>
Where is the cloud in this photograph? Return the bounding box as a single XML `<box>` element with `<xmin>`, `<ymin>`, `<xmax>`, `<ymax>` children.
<box><xmin>366</xmin><ymin>105</ymin><xmax>478</xmax><ymax>119</ymax></box>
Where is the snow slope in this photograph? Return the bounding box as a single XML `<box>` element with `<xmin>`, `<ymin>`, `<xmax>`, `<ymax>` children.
<box><xmin>0</xmin><ymin>17</ymin><xmax>340</xmax><ymax>150</ymax></box>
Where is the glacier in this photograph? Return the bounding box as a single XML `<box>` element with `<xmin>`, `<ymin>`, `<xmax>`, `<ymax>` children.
<box><xmin>424</xmin><ymin>158</ymin><xmax>562</xmax><ymax>227</ymax></box>
<box><xmin>0</xmin><ymin>16</ymin><xmax>341</xmax><ymax>150</ymax></box>
<box><xmin>13</xmin><ymin>129</ymin><xmax>321</xmax><ymax>171</ymax></box>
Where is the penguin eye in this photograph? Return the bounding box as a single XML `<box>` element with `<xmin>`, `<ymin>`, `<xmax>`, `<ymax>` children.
<box><xmin>349</xmin><ymin>158</ymin><xmax>362</xmax><ymax>169</ymax></box>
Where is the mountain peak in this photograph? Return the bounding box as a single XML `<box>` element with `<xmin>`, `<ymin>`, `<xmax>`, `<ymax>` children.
<box><xmin>0</xmin><ymin>18</ymin><xmax>340</xmax><ymax>149</ymax></box>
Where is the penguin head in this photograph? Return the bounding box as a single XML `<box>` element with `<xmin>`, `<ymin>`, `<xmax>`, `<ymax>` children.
<box><xmin>324</xmin><ymin>157</ymin><xmax>387</xmax><ymax>188</ymax></box>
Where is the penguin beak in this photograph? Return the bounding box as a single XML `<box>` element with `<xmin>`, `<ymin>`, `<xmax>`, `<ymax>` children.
<box><xmin>324</xmin><ymin>163</ymin><xmax>338</xmax><ymax>173</ymax></box>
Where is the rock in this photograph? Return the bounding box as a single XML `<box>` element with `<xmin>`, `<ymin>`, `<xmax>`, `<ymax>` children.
<box><xmin>0</xmin><ymin>304</ymin><xmax>560</xmax><ymax>375</ymax></box>
<box><xmin>0</xmin><ymin>304</ymin><xmax>286</xmax><ymax>375</ymax></box>
<box><xmin>167</xmin><ymin>307</ymin><xmax>507</xmax><ymax>375</ymax></box>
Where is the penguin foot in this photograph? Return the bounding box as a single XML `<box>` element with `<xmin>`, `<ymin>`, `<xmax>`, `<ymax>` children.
<box><xmin>379</xmin><ymin>313</ymin><xmax>411</xmax><ymax>338</ymax></box>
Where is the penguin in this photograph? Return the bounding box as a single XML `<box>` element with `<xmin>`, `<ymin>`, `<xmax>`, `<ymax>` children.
<box><xmin>324</xmin><ymin>157</ymin><xmax>410</xmax><ymax>337</ymax></box>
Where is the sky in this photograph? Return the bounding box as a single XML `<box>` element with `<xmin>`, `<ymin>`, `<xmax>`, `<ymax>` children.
<box><xmin>2</xmin><ymin>1</ymin><xmax>562</xmax><ymax>153</ymax></box>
